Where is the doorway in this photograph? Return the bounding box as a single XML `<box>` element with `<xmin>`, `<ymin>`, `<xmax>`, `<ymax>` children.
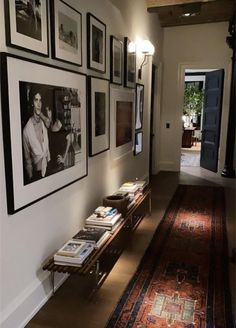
<box><xmin>181</xmin><ymin>71</ymin><xmax>205</xmax><ymax>168</ymax></box>
<box><xmin>180</xmin><ymin>68</ymin><xmax>224</xmax><ymax>172</ymax></box>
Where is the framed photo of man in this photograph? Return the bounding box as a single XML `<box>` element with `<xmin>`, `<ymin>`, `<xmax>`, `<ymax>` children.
<box><xmin>124</xmin><ymin>37</ymin><xmax>136</xmax><ymax>88</ymax></box>
<box><xmin>88</xmin><ymin>76</ymin><xmax>110</xmax><ymax>157</ymax></box>
<box><xmin>0</xmin><ymin>53</ymin><xmax>87</xmax><ymax>214</ymax></box>
<box><xmin>50</xmin><ymin>0</ymin><xmax>82</xmax><ymax>66</ymax></box>
<box><xmin>87</xmin><ymin>13</ymin><xmax>106</xmax><ymax>73</ymax></box>
<box><xmin>110</xmin><ymin>36</ymin><xmax>123</xmax><ymax>85</ymax></box>
<box><xmin>4</xmin><ymin>0</ymin><xmax>49</xmax><ymax>56</ymax></box>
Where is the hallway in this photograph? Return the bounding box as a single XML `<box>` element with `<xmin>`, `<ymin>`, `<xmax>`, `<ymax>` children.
<box><xmin>26</xmin><ymin>168</ymin><xmax>236</xmax><ymax>328</ymax></box>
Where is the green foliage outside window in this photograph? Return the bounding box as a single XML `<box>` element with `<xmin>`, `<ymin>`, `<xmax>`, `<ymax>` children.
<box><xmin>183</xmin><ymin>84</ymin><xmax>204</xmax><ymax>117</ymax></box>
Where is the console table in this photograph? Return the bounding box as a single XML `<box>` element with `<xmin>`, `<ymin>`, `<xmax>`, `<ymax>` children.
<box><xmin>43</xmin><ymin>186</ymin><xmax>151</xmax><ymax>294</ymax></box>
<box><xmin>182</xmin><ymin>127</ymin><xmax>195</xmax><ymax>148</ymax></box>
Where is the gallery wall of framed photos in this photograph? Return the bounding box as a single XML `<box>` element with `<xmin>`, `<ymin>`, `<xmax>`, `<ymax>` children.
<box><xmin>1</xmin><ymin>0</ymin><xmax>145</xmax><ymax>213</ymax></box>
<box><xmin>0</xmin><ymin>1</ymin><xmax>158</xmax><ymax>326</ymax></box>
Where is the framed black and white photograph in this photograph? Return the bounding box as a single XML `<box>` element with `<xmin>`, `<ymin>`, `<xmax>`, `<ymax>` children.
<box><xmin>124</xmin><ymin>37</ymin><xmax>136</xmax><ymax>88</ymax></box>
<box><xmin>0</xmin><ymin>53</ymin><xmax>87</xmax><ymax>214</ymax></box>
<box><xmin>110</xmin><ymin>87</ymin><xmax>135</xmax><ymax>160</ymax></box>
<box><xmin>50</xmin><ymin>0</ymin><xmax>82</xmax><ymax>66</ymax></box>
<box><xmin>134</xmin><ymin>131</ymin><xmax>143</xmax><ymax>156</ymax></box>
<box><xmin>87</xmin><ymin>13</ymin><xmax>106</xmax><ymax>73</ymax></box>
<box><xmin>135</xmin><ymin>83</ymin><xmax>144</xmax><ymax>130</ymax></box>
<box><xmin>110</xmin><ymin>36</ymin><xmax>122</xmax><ymax>85</ymax></box>
<box><xmin>4</xmin><ymin>0</ymin><xmax>49</xmax><ymax>56</ymax></box>
<box><xmin>88</xmin><ymin>77</ymin><xmax>110</xmax><ymax>157</ymax></box>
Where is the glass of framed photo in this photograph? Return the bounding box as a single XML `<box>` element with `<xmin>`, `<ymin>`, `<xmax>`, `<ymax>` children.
<box><xmin>124</xmin><ymin>37</ymin><xmax>136</xmax><ymax>88</ymax></box>
<box><xmin>134</xmin><ymin>131</ymin><xmax>143</xmax><ymax>156</ymax></box>
<box><xmin>110</xmin><ymin>87</ymin><xmax>135</xmax><ymax>160</ymax></box>
<box><xmin>0</xmin><ymin>53</ymin><xmax>88</xmax><ymax>214</ymax></box>
<box><xmin>50</xmin><ymin>0</ymin><xmax>82</xmax><ymax>66</ymax></box>
<box><xmin>4</xmin><ymin>0</ymin><xmax>49</xmax><ymax>56</ymax></box>
<box><xmin>87</xmin><ymin>13</ymin><xmax>106</xmax><ymax>73</ymax></box>
<box><xmin>135</xmin><ymin>83</ymin><xmax>144</xmax><ymax>130</ymax></box>
<box><xmin>88</xmin><ymin>76</ymin><xmax>110</xmax><ymax>157</ymax></box>
<box><xmin>110</xmin><ymin>36</ymin><xmax>123</xmax><ymax>85</ymax></box>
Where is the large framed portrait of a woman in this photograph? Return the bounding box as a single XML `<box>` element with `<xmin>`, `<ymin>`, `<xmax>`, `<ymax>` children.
<box><xmin>0</xmin><ymin>53</ymin><xmax>87</xmax><ymax>214</ymax></box>
<box><xmin>4</xmin><ymin>0</ymin><xmax>49</xmax><ymax>56</ymax></box>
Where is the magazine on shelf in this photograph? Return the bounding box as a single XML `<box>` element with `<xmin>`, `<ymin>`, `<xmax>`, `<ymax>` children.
<box><xmin>72</xmin><ymin>227</ymin><xmax>110</xmax><ymax>247</ymax></box>
<box><xmin>85</xmin><ymin>218</ymin><xmax>124</xmax><ymax>233</ymax></box>
<box><xmin>57</xmin><ymin>239</ymin><xmax>87</xmax><ymax>257</ymax></box>
<box><xmin>54</xmin><ymin>242</ymin><xmax>94</xmax><ymax>265</ymax></box>
<box><xmin>85</xmin><ymin>213</ymin><xmax>122</xmax><ymax>227</ymax></box>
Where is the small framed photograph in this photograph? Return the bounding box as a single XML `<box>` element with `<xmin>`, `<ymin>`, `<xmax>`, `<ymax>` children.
<box><xmin>1</xmin><ymin>53</ymin><xmax>88</xmax><ymax>214</ymax></box>
<box><xmin>134</xmin><ymin>131</ymin><xmax>143</xmax><ymax>156</ymax></box>
<box><xmin>124</xmin><ymin>37</ymin><xmax>136</xmax><ymax>88</ymax></box>
<box><xmin>88</xmin><ymin>77</ymin><xmax>110</xmax><ymax>157</ymax></box>
<box><xmin>110</xmin><ymin>36</ymin><xmax>123</xmax><ymax>85</ymax></box>
<box><xmin>110</xmin><ymin>87</ymin><xmax>135</xmax><ymax>160</ymax></box>
<box><xmin>135</xmin><ymin>83</ymin><xmax>144</xmax><ymax>130</ymax></box>
<box><xmin>50</xmin><ymin>0</ymin><xmax>82</xmax><ymax>66</ymax></box>
<box><xmin>87</xmin><ymin>13</ymin><xmax>106</xmax><ymax>73</ymax></box>
<box><xmin>4</xmin><ymin>0</ymin><xmax>49</xmax><ymax>56</ymax></box>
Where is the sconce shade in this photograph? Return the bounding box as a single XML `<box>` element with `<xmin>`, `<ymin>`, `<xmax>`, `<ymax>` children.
<box><xmin>138</xmin><ymin>40</ymin><xmax>155</xmax><ymax>55</ymax></box>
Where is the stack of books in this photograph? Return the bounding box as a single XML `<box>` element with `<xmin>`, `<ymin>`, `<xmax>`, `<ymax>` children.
<box><xmin>84</xmin><ymin>207</ymin><xmax>123</xmax><ymax>233</ymax></box>
<box><xmin>73</xmin><ymin>226</ymin><xmax>111</xmax><ymax>248</ymax></box>
<box><xmin>117</xmin><ymin>180</ymin><xmax>147</xmax><ymax>209</ymax></box>
<box><xmin>54</xmin><ymin>239</ymin><xmax>94</xmax><ymax>267</ymax></box>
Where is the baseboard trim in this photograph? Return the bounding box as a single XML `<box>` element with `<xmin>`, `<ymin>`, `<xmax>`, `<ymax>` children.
<box><xmin>1</xmin><ymin>272</ymin><xmax>68</xmax><ymax>328</ymax></box>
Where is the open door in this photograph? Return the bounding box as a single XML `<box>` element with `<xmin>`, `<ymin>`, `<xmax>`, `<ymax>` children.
<box><xmin>200</xmin><ymin>69</ymin><xmax>224</xmax><ymax>172</ymax></box>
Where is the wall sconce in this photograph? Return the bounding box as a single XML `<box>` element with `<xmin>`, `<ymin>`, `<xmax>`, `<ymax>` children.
<box><xmin>137</xmin><ymin>40</ymin><xmax>155</xmax><ymax>80</ymax></box>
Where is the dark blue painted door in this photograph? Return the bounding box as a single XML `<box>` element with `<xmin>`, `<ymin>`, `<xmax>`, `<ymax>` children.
<box><xmin>200</xmin><ymin>69</ymin><xmax>224</xmax><ymax>172</ymax></box>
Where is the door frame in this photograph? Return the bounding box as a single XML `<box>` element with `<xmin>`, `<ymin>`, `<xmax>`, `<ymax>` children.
<box><xmin>177</xmin><ymin>62</ymin><xmax>231</xmax><ymax>172</ymax></box>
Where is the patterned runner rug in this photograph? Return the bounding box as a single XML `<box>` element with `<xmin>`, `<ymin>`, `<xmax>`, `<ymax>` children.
<box><xmin>106</xmin><ymin>185</ymin><xmax>233</xmax><ymax>328</ymax></box>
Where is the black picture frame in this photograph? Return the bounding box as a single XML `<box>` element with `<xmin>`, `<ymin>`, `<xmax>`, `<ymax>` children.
<box><xmin>50</xmin><ymin>0</ymin><xmax>82</xmax><ymax>66</ymax></box>
<box><xmin>135</xmin><ymin>83</ymin><xmax>144</xmax><ymax>130</ymax></box>
<box><xmin>87</xmin><ymin>13</ymin><xmax>106</xmax><ymax>73</ymax></box>
<box><xmin>124</xmin><ymin>37</ymin><xmax>136</xmax><ymax>88</ymax></box>
<box><xmin>88</xmin><ymin>76</ymin><xmax>110</xmax><ymax>157</ymax></box>
<box><xmin>110</xmin><ymin>36</ymin><xmax>123</xmax><ymax>85</ymax></box>
<box><xmin>134</xmin><ymin>131</ymin><xmax>143</xmax><ymax>156</ymax></box>
<box><xmin>4</xmin><ymin>0</ymin><xmax>49</xmax><ymax>56</ymax></box>
<box><xmin>0</xmin><ymin>53</ymin><xmax>88</xmax><ymax>214</ymax></box>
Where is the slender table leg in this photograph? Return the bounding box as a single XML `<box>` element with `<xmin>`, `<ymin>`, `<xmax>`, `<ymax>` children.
<box><xmin>95</xmin><ymin>260</ymin><xmax>100</xmax><ymax>285</ymax></box>
<box><xmin>149</xmin><ymin>191</ymin><xmax>152</xmax><ymax>216</ymax></box>
<box><xmin>50</xmin><ymin>271</ymin><xmax>55</xmax><ymax>295</ymax></box>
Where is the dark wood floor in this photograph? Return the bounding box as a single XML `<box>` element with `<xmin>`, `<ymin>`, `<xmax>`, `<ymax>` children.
<box><xmin>26</xmin><ymin>169</ymin><xmax>236</xmax><ymax>328</ymax></box>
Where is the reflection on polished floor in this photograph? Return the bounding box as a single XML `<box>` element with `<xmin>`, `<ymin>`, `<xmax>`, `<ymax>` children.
<box><xmin>26</xmin><ymin>168</ymin><xmax>236</xmax><ymax>328</ymax></box>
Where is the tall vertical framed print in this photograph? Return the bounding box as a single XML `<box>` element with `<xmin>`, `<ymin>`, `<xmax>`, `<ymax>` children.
<box><xmin>88</xmin><ymin>77</ymin><xmax>110</xmax><ymax>157</ymax></box>
<box><xmin>87</xmin><ymin>13</ymin><xmax>106</xmax><ymax>73</ymax></box>
<box><xmin>0</xmin><ymin>53</ymin><xmax>87</xmax><ymax>214</ymax></box>
<box><xmin>135</xmin><ymin>83</ymin><xmax>144</xmax><ymax>130</ymax></box>
<box><xmin>110</xmin><ymin>36</ymin><xmax>123</xmax><ymax>85</ymax></box>
<box><xmin>124</xmin><ymin>37</ymin><xmax>136</xmax><ymax>88</ymax></box>
<box><xmin>4</xmin><ymin>0</ymin><xmax>49</xmax><ymax>56</ymax></box>
<box><xmin>50</xmin><ymin>0</ymin><xmax>82</xmax><ymax>66</ymax></box>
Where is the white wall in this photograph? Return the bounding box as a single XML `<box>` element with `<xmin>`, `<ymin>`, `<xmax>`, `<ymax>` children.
<box><xmin>159</xmin><ymin>22</ymin><xmax>232</xmax><ymax>172</ymax></box>
<box><xmin>0</xmin><ymin>1</ymin><xmax>163</xmax><ymax>327</ymax></box>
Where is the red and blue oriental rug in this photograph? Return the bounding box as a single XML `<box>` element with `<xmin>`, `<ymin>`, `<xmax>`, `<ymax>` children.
<box><xmin>106</xmin><ymin>185</ymin><xmax>234</xmax><ymax>328</ymax></box>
